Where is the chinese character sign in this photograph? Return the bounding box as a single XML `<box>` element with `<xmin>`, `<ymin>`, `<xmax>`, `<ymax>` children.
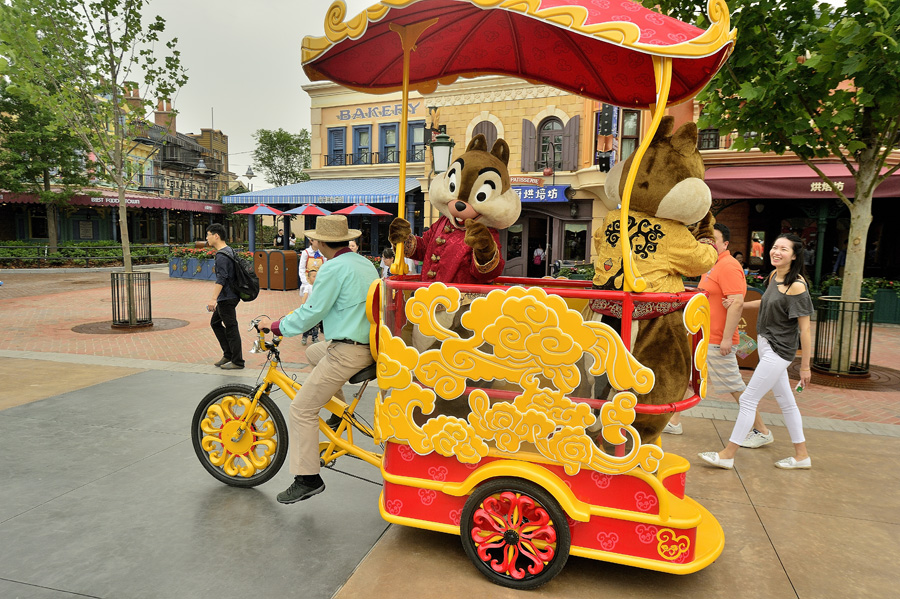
<box><xmin>512</xmin><ymin>185</ymin><xmax>568</xmax><ymax>203</ymax></box>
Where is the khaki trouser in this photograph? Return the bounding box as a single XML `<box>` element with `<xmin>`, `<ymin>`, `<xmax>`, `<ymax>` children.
<box><xmin>289</xmin><ymin>340</ymin><xmax>374</xmax><ymax>475</ymax></box>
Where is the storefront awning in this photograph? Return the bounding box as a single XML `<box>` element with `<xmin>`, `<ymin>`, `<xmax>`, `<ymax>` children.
<box><xmin>705</xmin><ymin>163</ymin><xmax>900</xmax><ymax>200</ymax></box>
<box><xmin>222</xmin><ymin>177</ymin><xmax>422</xmax><ymax>205</ymax></box>
<box><xmin>0</xmin><ymin>191</ymin><xmax>224</xmax><ymax>214</ymax></box>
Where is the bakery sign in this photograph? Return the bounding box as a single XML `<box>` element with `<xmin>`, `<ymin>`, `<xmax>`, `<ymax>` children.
<box><xmin>512</xmin><ymin>184</ymin><xmax>568</xmax><ymax>202</ymax></box>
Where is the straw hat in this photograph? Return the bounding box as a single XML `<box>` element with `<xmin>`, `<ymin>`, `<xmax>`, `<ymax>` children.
<box><xmin>304</xmin><ymin>215</ymin><xmax>361</xmax><ymax>243</ymax></box>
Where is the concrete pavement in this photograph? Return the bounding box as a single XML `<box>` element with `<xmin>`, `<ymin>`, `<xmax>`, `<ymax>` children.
<box><xmin>1</xmin><ymin>266</ymin><xmax>898</xmax><ymax>598</ymax></box>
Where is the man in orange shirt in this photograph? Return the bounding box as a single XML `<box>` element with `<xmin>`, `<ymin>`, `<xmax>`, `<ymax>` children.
<box><xmin>666</xmin><ymin>224</ymin><xmax>772</xmax><ymax>447</ymax></box>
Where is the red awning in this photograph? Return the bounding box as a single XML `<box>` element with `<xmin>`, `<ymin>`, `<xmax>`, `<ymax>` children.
<box><xmin>0</xmin><ymin>191</ymin><xmax>224</xmax><ymax>214</ymax></box>
<box><xmin>704</xmin><ymin>163</ymin><xmax>900</xmax><ymax>200</ymax></box>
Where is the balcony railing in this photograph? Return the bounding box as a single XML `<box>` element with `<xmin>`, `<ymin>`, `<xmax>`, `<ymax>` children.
<box><xmin>325</xmin><ymin>148</ymin><xmax>425</xmax><ymax>167</ymax></box>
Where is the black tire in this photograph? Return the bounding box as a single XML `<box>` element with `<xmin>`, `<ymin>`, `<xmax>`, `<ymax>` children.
<box><xmin>460</xmin><ymin>477</ymin><xmax>570</xmax><ymax>590</ymax></box>
<box><xmin>191</xmin><ymin>384</ymin><xmax>288</xmax><ymax>488</ymax></box>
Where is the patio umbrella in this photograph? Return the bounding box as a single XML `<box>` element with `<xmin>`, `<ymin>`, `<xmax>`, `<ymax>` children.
<box><xmin>232</xmin><ymin>204</ymin><xmax>284</xmax><ymax>252</ymax></box>
<box><xmin>233</xmin><ymin>204</ymin><xmax>284</xmax><ymax>216</ymax></box>
<box><xmin>332</xmin><ymin>203</ymin><xmax>392</xmax><ymax>216</ymax></box>
<box><xmin>302</xmin><ymin>0</ymin><xmax>735</xmax><ymax>286</ymax></box>
<box><xmin>282</xmin><ymin>204</ymin><xmax>333</xmax><ymax>216</ymax></box>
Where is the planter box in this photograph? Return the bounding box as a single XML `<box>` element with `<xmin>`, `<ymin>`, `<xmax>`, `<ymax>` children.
<box><xmin>169</xmin><ymin>258</ymin><xmax>216</xmax><ymax>281</ymax></box>
<box><xmin>824</xmin><ymin>286</ymin><xmax>900</xmax><ymax>324</ymax></box>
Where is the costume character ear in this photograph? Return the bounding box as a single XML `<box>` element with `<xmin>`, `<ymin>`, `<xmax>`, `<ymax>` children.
<box><xmin>672</xmin><ymin>122</ymin><xmax>699</xmax><ymax>157</ymax></box>
<box><xmin>466</xmin><ymin>134</ymin><xmax>488</xmax><ymax>152</ymax></box>
<box><xmin>490</xmin><ymin>138</ymin><xmax>510</xmax><ymax>166</ymax></box>
<box><xmin>651</xmin><ymin>115</ymin><xmax>675</xmax><ymax>144</ymax></box>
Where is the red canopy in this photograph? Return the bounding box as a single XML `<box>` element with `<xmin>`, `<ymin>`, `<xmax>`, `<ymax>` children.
<box><xmin>705</xmin><ymin>164</ymin><xmax>900</xmax><ymax>200</ymax></box>
<box><xmin>302</xmin><ymin>0</ymin><xmax>735</xmax><ymax>108</ymax></box>
<box><xmin>333</xmin><ymin>203</ymin><xmax>393</xmax><ymax>215</ymax></box>
<box><xmin>232</xmin><ymin>204</ymin><xmax>285</xmax><ymax>216</ymax></box>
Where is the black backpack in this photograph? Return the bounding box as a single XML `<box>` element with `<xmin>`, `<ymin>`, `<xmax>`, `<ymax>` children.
<box><xmin>219</xmin><ymin>248</ymin><xmax>260</xmax><ymax>302</ymax></box>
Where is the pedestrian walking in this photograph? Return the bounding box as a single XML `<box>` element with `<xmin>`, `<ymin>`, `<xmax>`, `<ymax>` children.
<box><xmin>206</xmin><ymin>223</ymin><xmax>244</xmax><ymax>370</ymax></box>
<box><xmin>299</xmin><ymin>265</ymin><xmax>321</xmax><ymax>346</ymax></box>
<box><xmin>699</xmin><ymin>233</ymin><xmax>813</xmax><ymax>470</ymax></box>
<box><xmin>299</xmin><ymin>238</ymin><xmax>326</xmax><ymax>287</ymax></box>
<box><xmin>273</xmin><ymin>228</ymin><xmax>284</xmax><ymax>248</ymax></box>
<box><xmin>665</xmin><ymin>224</ymin><xmax>771</xmax><ymax>444</ymax></box>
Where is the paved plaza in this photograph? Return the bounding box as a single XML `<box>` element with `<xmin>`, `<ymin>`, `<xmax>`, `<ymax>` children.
<box><xmin>1</xmin><ymin>266</ymin><xmax>898</xmax><ymax>598</ymax></box>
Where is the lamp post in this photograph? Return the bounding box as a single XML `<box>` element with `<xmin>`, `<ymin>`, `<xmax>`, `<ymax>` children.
<box><xmin>430</xmin><ymin>132</ymin><xmax>456</xmax><ymax>174</ymax></box>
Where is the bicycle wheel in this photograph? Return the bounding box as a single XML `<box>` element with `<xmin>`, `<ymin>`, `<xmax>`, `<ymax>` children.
<box><xmin>191</xmin><ymin>384</ymin><xmax>288</xmax><ymax>488</ymax></box>
<box><xmin>461</xmin><ymin>478</ymin><xmax>570</xmax><ymax>590</ymax></box>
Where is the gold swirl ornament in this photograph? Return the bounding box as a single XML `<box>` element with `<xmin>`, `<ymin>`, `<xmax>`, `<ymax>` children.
<box><xmin>682</xmin><ymin>292</ymin><xmax>711</xmax><ymax>399</ymax></box>
<box><xmin>199</xmin><ymin>395</ymin><xmax>278</xmax><ymax>477</ymax></box>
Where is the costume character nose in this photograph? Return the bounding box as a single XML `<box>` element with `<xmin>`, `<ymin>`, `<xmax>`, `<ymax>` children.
<box><xmin>455</xmin><ymin>201</ymin><xmax>467</xmax><ymax>212</ymax></box>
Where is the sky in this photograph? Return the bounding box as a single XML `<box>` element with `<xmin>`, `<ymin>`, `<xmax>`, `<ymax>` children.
<box><xmin>149</xmin><ymin>0</ymin><xmax>374</xmax><ymax>189</ymax></box>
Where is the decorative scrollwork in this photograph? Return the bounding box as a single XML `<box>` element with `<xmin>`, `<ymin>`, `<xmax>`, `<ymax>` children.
<box><xmin>199</xmin><ymin>395</ymin><xmax>278</xmax><ymax>478</ymax></box>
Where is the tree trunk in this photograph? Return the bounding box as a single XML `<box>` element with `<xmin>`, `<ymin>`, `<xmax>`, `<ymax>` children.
<box><xmin>831</xmin><ymin>171</ymin><xmax>875</xmax><ymax>373</ymax></box>
<box><xmin>43</xmin><ymin>169</ymin><xmax>59</xmax><ymax>253</ymax></box>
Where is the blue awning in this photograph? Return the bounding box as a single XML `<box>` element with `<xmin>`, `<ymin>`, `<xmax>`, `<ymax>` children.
<box><xmin>222</xmin><ymin>177</ymin><xmax>421</xmax><ymax>205</ymax></box>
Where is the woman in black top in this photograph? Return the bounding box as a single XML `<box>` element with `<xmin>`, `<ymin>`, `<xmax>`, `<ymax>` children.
<box><xmin>700</xmin><ymin>233</ymin><xmax>813</xmax><ymax>470</ymax></box>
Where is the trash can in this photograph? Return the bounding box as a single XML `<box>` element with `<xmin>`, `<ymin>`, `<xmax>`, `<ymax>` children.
<box><xmin>813</xmin><ymin>296</ymin><xmax>875</xmax><ymax>376</ymax></box>
<box><xmin>111</xmin><ymin>272</ymin><xmax>152</xmax><ymax>328</ymax></box>
<box><xmin>268</xmin><ymin>250</ymin><xmax>299</xmax><ymax>291</ymax></box>
<box><xmin>253</xmin><ymin>251</ymin><xmax>270</xmax><ymax>289</ymax></box>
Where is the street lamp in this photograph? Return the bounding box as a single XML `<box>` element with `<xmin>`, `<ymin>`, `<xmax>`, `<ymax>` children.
<box><xmin>430</xmin><ymin>132</ymin><xmax>456</xmax><ymax>174</ymax></box>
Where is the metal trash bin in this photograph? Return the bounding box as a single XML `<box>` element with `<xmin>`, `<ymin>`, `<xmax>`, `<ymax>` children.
<box><xmin>267</xmin><ymin>250</ymin><xmax>299</xmax><ymax>291</ymax></box>
<box><xmin>111</xmin><ymin>272</ymin><xmax>152</xmax><ymax>328</ymax></box>
<box><xmin>813</xmin><ymin>296</ymin><xmax>875</xmax><ymax>376</ymax></box>
<box><xmin>253</xmin><ymin>251</ymin><xmax>270</xmax><ymax>289</ymax></box>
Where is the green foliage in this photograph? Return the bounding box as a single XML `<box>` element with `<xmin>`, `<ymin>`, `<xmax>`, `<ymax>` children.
<box><xmin>0</xmin><ymin>0</ymin><xmax>188</xmax><ymax>271</ymax></box>
<box><xmin>819</xmin><ymin>275</ymin><xmax>900</xmax><ymax>298</ymax></box>
<box><xmin>0</xmin><ymin>241</ymin><xmax>169</xmax><ymax>267</ymax></box>
<box><xmin>745</xmin><ymin>273</ymin><xmax>768</xmax><ymax>289</ymax></box>
<box><xmin>559</xmin><ymin>264</ymin><xmax>595</xmax><ymax>279</ymax></box>
<box><xmin>252</xmin><ymin>128</ymin><xmax>312</xmax><ymax>187</ymax></box>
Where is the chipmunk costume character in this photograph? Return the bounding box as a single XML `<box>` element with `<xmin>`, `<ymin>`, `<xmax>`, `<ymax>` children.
<box><xmin>590</xmin><ymin>117</ymin><xmax>718</xmax><ymax>443</ymax></box>
<box><xmin>389</xmin><ymin>134</ymin><xmax>521</xmax><ymax>284</ymax></box>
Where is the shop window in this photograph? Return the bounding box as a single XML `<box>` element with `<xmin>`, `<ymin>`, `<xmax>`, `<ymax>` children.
<box><xmin>563</xmin><ymin>222</ymin><xmax>588</xmax><ymax>261</ymax></box>
<box><xmin>522</xmin><ymin>115</ymin><xmax>581</xmax><ymax>172</ymax></box>
<box><xmin>327</xmin><ymin>127</ymin><xmax>346</xmax><ymax>166</ymax></box>
<box><xmin>472</xmin><ymin>120</ymin><xmax>497</xmax><ymax>149</ymax></box>
<box><xmin>506</xmin><ymin>223</ymin><xmax>523</xmax><ymax>259</ymax></box>
<box><xmin>352</xmin><ymin>125</ymin><xmax>371</xmax><ymax>164</ymax></box>
<box><xmin>29</xmin><ymin>207</ymin><xmax>49</xmax><ymax>239</ymax></box>
<box><xmin>620</xmin><ymin>110</ymin><xmax>640</xmax><ymax>159</ymax></box>
<box><xmin>380</xmin><ymin>123</ymin><xmax>399</xmax><ymax>163</ymax></box>
<box><xmin>698</xmin><ymin>128</ymin><xmax>720</xmax><ymax>150</ymax></box>
<box><xmin>407</xmin><ymin>120</ymin><xmax>425</xmax><ymax>162</ymax></box>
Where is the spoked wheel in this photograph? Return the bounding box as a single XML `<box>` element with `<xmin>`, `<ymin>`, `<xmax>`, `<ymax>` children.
<box><xmin>191</xmin><ymin>384</ymin><xmax>288</xmax><ymax>487</ymax></box>
<box><xmin>461</xmin><ymin>478</ymin><xmax>570</xmax><ymax>590</ymax></box>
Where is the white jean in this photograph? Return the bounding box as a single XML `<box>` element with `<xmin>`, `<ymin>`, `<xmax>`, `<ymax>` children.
<box><xmin>729</xmin><ymin>336</ymin><xmax>806</xmax><ymax>445</ymax></box>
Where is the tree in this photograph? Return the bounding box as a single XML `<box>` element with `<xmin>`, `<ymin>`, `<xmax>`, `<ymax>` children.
<box><xmin>646</xmin><ymin>0</ymin><xmax>900</xmax><ymax>371</ymax></box>
<box><xmin>0</xmin><ymin>79</ymin><xmax>91</xmax><ymax>252</ymax></box>
<box><xmin>0</xmin><ymin>0</ymin><xmax>187</xmax><ymax>276</ymax></box>
<box><xmin>252</xmin><ymin>128</ymin><xmax>312</xmax><ymax>187</ymax></box>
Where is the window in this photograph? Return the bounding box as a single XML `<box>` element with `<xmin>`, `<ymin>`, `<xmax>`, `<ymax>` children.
<box><xmin>380</xmin><ymin>123</ymin><xmax>399</xmax><ymax>163</ymax></box>
<box><xmin>352</xmin><ymin>125</ymin><xmax>371</xmax><ymax>164</ymax></box>
<box><xmin>698</xmin><ymin>128</ymin><xmax>720</xmax><ymax>150</ymax></box>
<box><xmin>327</xmin><ymin>127</ymin><xmax>346</xmax><ymax>166</ymax></box>
<box><xmin>408</xmin><ymin>120</ymin><xmax>425</xmax><ymax>162</ymax></box>
<box><xmin>563</xmin><ymin>222</ymin><xmax>588</xmax><ymax>261</ymax></box>
<box><xmin>29</xmin><ymin>207</ymin><xmax>48</xmax><ymax>239</ymax></box>
<box><xmin>506</xmin><ymin>224</ymin><xmax>523</xmax><ymax>259</ymax></box>
<box><xmin>620</xmin><ymin>110</ymin><xmax>640</xmax><ymax>159</ymax></box>
<box><xmin>538</xmin><ymin>118</ymin><xmax>563</xmax><ymax>170</ymax></box>
<box><xmin>472</xmin><ymin>120</ymin><xmax>498</xmax><ymax>149</ymax></box>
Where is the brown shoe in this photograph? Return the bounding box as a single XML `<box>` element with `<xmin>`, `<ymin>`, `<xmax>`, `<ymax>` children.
<box><xmin>220</xmin><ymin>362</ymin><xmax>245</xmax><ymax>370</ymax></box>
<box><xmin>214</xmin><ymin>357</ymin><xmax>230</xmax><ymax>367</ymax></box>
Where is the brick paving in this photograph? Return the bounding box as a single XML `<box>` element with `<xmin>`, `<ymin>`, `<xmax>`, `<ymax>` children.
<box><xmin>2</xmin><ymin>265</ymin><xmax>899</xmax><ymax>428</ymax></box>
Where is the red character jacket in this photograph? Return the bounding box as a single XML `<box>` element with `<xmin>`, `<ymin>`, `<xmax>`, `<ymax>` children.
<box><xmin>408</xmin><ymin>216</ymin><xmax>504</xmax><ymax>284</ymax></box>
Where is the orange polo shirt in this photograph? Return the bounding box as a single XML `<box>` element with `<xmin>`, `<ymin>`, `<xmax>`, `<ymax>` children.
<box><xmin>699</xmin><ymin>250</ymin><xmax>747</xmax><ymax>345</ymax></box>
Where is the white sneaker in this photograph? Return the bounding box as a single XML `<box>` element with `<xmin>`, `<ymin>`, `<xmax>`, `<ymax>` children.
<box><xmin>775</xmin><ymin>456</ymin><xmax>811</xmax><ymax>469</ymax></box>
<box><xmin>698</xmin><ymin>452</ymin><xmax>734</xmax><ymax>469</ymax></box>
<box><xmin>663</xmin><ymin>422</ymin><xmax>683</xmax><ymax>435</ymax></box>
<box><xmin>740</xmin><ymin>429</ymin><xmax>774</xmax><ymax>449</ymax></box>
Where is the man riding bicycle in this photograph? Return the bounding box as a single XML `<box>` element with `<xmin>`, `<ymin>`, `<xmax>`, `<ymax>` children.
<box><xmin>259</xmin><ymin>215</ymin><xmax>379</xmax><ymax>504</ymax></box>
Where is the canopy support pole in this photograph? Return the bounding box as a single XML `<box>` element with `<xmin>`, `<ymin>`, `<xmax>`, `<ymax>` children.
<box><xmin>389</xmin><ymin>18</ymin><xmax>438</xmax><ymax>275</ymax></box>
<box><xmin>618</xmin><ymin>56</ymin><xmax>673</xmax><ymax>293</ymax></box>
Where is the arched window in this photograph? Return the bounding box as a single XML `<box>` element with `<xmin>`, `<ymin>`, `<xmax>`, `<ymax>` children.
<box><xmin>472</xmin><ymin>120</ymin><xmax>498</xmax><ymax>149</ymax></box>
<box><xmin>538</xmin><ymin>118</ymin><xmax>563</xmax><ymax>170</ymax></box>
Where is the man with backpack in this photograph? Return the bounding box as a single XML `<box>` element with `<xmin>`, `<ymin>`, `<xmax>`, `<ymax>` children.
<box><xmin>206</xmin><ymin>223</ymin><xmax>245</xmax><ymax>370</ymax></box>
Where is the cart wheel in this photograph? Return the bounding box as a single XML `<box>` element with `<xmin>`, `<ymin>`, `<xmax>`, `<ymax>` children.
<box><xmin>191</xmin><ymin>384</ymin><xmax>287</xmax><ymax>488</ymax></box>
<box><xmin>461</xmin><ymin>478</ymin><xmax>570</xmax><ymax>590</ymax></box>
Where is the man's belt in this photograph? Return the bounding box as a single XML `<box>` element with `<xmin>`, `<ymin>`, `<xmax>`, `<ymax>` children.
<box><xmin>331</xmin><ymin>338</ymin><xmax>370</xmax><ymax>346</ymax></box>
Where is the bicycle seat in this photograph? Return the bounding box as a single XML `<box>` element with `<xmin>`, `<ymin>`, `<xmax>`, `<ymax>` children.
<box><xmin>348</xmin><ymin>363</ymin><xmax>378</xmax><ymax>385</ymax></box>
